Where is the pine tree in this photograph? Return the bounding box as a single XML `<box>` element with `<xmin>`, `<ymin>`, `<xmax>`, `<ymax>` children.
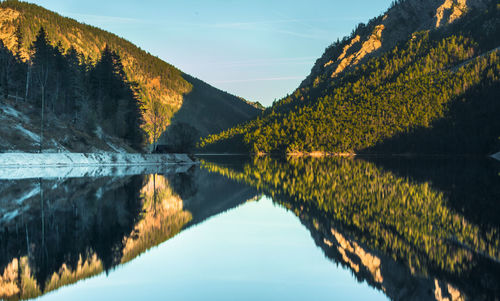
<box><xmin>31</xmin><ymin>27</ymin><xmax>53</xmax><ymax>152</ymax></box>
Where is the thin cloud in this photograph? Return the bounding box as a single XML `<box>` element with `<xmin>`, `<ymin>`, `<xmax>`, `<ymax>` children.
<box><xmin>203</xmin><ymin>56</ymin><xmax>317</xmax><ymax>68</ymax></box>
<box><xmin>267</xmin><ymin>28</ymin><xmax>330</xmax><ymax>40</ymax></box>
<box><xmin>59</xmin><ymin>12</ymin><xmax>352</xmax><ymax>42</ymax></box>
<box><xmin>210</xmin><ymin>19</ymin><xmax>306</xmax><ymax>29</ymax></box>
<box><xmin>63</xmin><ymin>12</ymin><xmax>147</xmax><ymax>25</ymax></box>
<box><xmin>213</xmin><ymin>76</ymin><xmax>303</xmax><ymax>84</ymax></box>
<box><xmin>205</xmin><ymin>17</ymin><xmax>335</xmax><ymax>41</ymax></box>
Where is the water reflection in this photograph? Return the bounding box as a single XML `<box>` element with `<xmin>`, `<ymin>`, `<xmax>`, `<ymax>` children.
<box><xmin>202</xmin><ymin>156</ymin><xmax>500</xmax><ymax>300</ymax></box>
<box><xmin>0</xmin><ymin>156</ymin><xmax>498</xmax><ymax>300</ymax></box>
<box><xmin>0</xmin><ymin>166</ymin><xmax>258</xmax><ymax>300</ymax></box>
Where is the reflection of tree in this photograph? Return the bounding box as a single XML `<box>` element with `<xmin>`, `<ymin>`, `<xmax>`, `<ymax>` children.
<box><xmin>167</xmin><ymin>167</ymin><xmax>198</xmax><ymax>200</ymax></box>
<box><xmin>121</xmin><ymin>174</ymin><xmax>192</xmax><ymax>263</ymax></box>
<box><xmin>367</xmin><ymin>156</ymin><xmax>500</xmax><ymax>227</ymax></box>
<box><xmin>0</xmin><ymin>176</ymin><xmax>144</xmax><ymax>300</ymax></box>
<box><xmin>0</xmin><ymin>173</ymin><xmax>193</xmax><ymax>300</ymax></box>
<box><xmin>202</xmin><ymin>156</ymin><xmax>500</xmax><ymax>300</ymax></box>
<box><xmin>0</xmin><ymin>166</ymin><xmax>257</xmax><ymax>300</ymax></box>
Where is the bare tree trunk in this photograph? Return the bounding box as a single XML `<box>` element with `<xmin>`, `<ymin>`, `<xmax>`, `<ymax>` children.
<box><xmin>40</xmin><ymin>85</ymin><xmax>44</xmax><ymax>153</ymax></box>
<box><xmin>153</xmin><ymin>122</ymin><xmax>157</xmax><ymax>153</ymax></box>
<box><xmin>55</xmin><ymin>78</ymin><xmax>60</xmax><ymax>113</ymax></box>
<box><xmin>25</xmin><ymin>225</ymin><xmax>29</xmax><ymax>256</ymax></box>
<box><xmin>25</xmin><ymin>64</ymin><xmax>31</xmax><ymax>102</ymax></box>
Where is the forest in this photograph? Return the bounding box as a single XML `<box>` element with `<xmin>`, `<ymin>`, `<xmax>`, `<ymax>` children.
<box><xmin>0</xmin><ymin>0</ymin><xmax>191</xmax><ymax>146</ymax></box>
<box><xmin>198</xmin><ymin>1</ymin><xmax>500</xmax><ymax>155</ymax></box>
<box><xmin>0</xmin><ymin>26</ymin><xmax>144</xmax><ymax>150</ymax></box>
<box><xmin>0</xmin><ymin>1</ymin><xmax>263</xmax><ymax>150</ymax></box>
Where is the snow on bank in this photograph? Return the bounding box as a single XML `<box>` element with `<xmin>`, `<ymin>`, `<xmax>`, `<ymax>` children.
<box><xmin>0</xmin><ymin>152</ymin><xmax>196</xmax><ymax>179</ymax></box>
<box><xmin>492</xmin><ymin>152</ymin><xmax>500</xmax><ymax>161</ymax></box>
<box><xmin>0</xmin><ymin>152</ymin><xmax>193</xmax><ymax>167</ymax></box>
<box><xmin>0</xmin><ymin>164</ymin><xmax>193</xmax><ymax>180</ymax></box>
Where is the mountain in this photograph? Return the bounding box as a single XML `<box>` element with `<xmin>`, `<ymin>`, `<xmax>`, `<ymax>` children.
<box><xmin>199</xmin><ymin>0</ymin><xmax>500</xmax><ymax>155</ymax></box>
<box><xmin>158</xmin><ymin>73</ymin><xmax>265</xmax><ymax>151</ymax></box>
<box><xmin>301</xmin><ymin>0</ymin><xmax>491</xmax><ymax>87</ymax></box>
<box><xmin>0</xmin><ymin>0</ymin><xmax>262</xmax><ymax>151</ymax></box>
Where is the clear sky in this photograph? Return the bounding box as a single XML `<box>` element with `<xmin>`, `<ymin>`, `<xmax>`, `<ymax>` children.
<box><xmin>25</xmin><ymin>0</ymin><xmax>393</xmax><ymax>107</ymax></box>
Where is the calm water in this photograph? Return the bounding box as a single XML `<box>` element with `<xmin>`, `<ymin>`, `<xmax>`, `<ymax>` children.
<box><xmin>0</xmin><ymin>156</ymin><xmax>499</xmax><ymax>301</ymax></box>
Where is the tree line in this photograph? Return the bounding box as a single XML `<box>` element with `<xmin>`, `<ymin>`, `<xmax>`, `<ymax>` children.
<box><xmin>198</xmin><ymin>1</ymin><xmax>500</xmax><ymax>155</ymax></box>
<box><xmin>0</xmin><ymin>26</ymin><xmax>144</xmax><ymax>150</ymax></box>
<box><xmin>0</xmin><ymin>0</ymin><xmax>193</xmax><ymax>147</ymax></box>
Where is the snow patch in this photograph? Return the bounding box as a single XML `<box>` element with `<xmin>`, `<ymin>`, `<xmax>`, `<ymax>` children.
<box><xmin>15</xmin><ymin>124</ymin><xmax>40</xmax><ymax>143</ymax></box>
<box><xmin>0</xmin><ymin>104</ymin><xmax>25</xmax><ymax>120</ymax></box>
<box><xmin>94</xmin><ymin>126</ymin><xmax>104</xmax><ymax>139</ymax></box>
<box><xmin>106</xmin><ymin>141</ymin><xmax>127</xmax><ymax>153</ymax></box>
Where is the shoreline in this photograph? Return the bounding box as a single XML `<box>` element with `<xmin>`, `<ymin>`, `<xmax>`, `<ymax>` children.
<box><xmin>0</xmin><ymin>152</ymin><xmax>195</xmax><ymax>167</ymax></box>
<box><xmin>208</xmin><ymin>151</ymin><xmax>500</xmax><ymax>160</ymax></box>
<box><xmin>285</xmin><ymin>151</ymin><xmax>355</xmax><ymax>157</ymax></box>
<box><xmin>0</xmin><ymin>164</ymin><xmax>193</xmax><ymax>180</ymax></box>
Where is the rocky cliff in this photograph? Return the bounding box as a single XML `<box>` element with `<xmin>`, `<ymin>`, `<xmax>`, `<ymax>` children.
<box><xmin>301</xmin><ymin>0</ymin><xmax>491</xmax><ymax>87</ymax></box>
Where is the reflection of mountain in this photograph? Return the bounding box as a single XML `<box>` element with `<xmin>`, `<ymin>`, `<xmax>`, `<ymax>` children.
<box><xmin>121</xmin><ymin>168</ymin><xmax>259</xmax><ymax>263</ymax></box>
<box><xmin>202</xmin><ymin>157</ymin><xmax>500</xmax><ymax>300</ymax></box>
<box><xmin>366</xmin><ymin>156</ymin><xmax>500</xmax><ymax>227</ymax></box>
<box><xmin>174</xmin><ymin>166</ymin><xmax>260</xmax><ymax>228</ymax></box>
<box><xmin>0</xmin><ymin>167</ymin><xmax>258</xmax><ymax>300</ymax></box>
<box><xmin>304</xmin><ymin>219</ymin><xmax>464</xmax><ymax>301</ymax></box>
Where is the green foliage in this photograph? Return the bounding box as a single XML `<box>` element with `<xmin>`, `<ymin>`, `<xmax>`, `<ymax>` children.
<box><xmin>0</xmin><ymin>27</ymin><xmax>145</xmax><ymax>149</ymax></box>
<box><xmin>199</xmin><ymin>4</ymin><xmax>500</xmax><ymax>155</ymax></box>
<box><xmin>0</xmin><ymin>1</ymin><xmax>263</xmax><ymax>146</ymax></box>
<box><xmin>88</xmin><ymin>45</ymin><xmax>145</xmax><ymax>148</ymax></box>
<box><xmin>0</xmin><ymin>0</ymin><xmax>191</xmax><ymax>91</ymax></box>
<box><xmin>0</xmin><ymin>0</ymin><xmax>189</xmax><ymax>145</ymax></box>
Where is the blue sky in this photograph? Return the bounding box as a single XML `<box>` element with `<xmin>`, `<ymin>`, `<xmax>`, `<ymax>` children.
<box><xmin>26</xmin><ymin>0</ymin><xmax>393</xmax><ymax>106</ymax></box>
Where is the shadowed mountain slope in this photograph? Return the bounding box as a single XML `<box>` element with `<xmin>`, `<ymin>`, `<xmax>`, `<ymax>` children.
<box><xmin>0</xmin><ymin>1</ymin><xmax>262</xmax><ymax>150</ymax></box>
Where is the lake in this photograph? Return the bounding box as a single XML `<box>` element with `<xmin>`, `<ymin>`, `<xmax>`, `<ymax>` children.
<box><xmin>0</xmin><ymin>156</ymin><xmax>499</xmax><ymax>300</ymax></box>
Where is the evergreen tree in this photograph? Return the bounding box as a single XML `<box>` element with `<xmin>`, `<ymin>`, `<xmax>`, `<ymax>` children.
<box><xmin>199</xmin><ymin>3</ymin><xmax>500</xmax><ymax>155</ymax></box>
<box><xmin>31</xmin><ymin>26</ymin><xmax>53</xmax><ymax>152</ymax></box>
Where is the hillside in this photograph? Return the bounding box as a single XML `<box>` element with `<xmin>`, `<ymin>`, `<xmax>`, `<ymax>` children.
<box><xmin>0</xmin><ymin>97</ymin><xmax>135</xmax><ymax>152</ymax></box>
<box><xmin>199</xmin><ymin>0</ymin><xmax>500</xmax><ymax>155</ymax></box>
<box><xmin>158</xmin><ymin>74</ymin><xmax>265</xmax><ymax>151</ymax></box>
<box><xmin>0</xmin><ymin>1</ymin><xmax>262</xmax><ymax>151</ymax></box>
<box><xmin>300</xmin><ymin>0</ymin><xmax>491</xmax><ymax>87</ymax></box>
